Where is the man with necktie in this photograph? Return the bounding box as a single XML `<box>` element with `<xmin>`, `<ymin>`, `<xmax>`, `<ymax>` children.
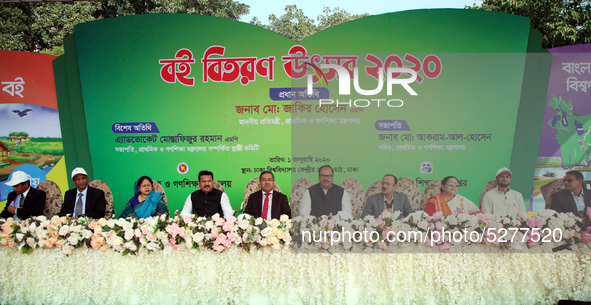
<box><xmin>244</xmin><ymin>171</ymin><xmax>291</xmax><ymax>219</ymax></box>
<box><xmin>0</xmin><ymin>170</ymin><xmax>46</xmax><ymax>220</ymax></box>
<box><xmin>59</xmin><ymin>167</ymin><xmax>107</xmax><ymax>218</ymax></box>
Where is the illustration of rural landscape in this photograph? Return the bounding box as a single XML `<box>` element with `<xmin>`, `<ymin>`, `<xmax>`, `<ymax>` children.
<box><xmin>0</xmin><ymin>131</ymin><xmax>63</xmax><ymax>181</ymax></box>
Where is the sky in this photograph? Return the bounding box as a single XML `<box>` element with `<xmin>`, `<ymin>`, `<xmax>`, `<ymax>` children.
<box><xmin>0</xmin><ymin>104</ymin><xmax>62</xmax><ymax>138</ymax></box>
<box><xmin>240</xmin><ymin>0</ymin><xmax>483</xmax><ymax>24</ymax></box>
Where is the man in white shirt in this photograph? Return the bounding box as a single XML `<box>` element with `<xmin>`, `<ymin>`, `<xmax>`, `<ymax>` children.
<box><xmin>300</xmin><ymin>165</ymin><xmax>352</xmax><ymax>218</ymax></box>
<box><xmin>181</xmin><ymin>170</ymin><xmax>233</xmax><ymax>218</ymax></box>
<box><xmin>481</xmin><ymin>167</ymin><xmax>526</xmax><ymax>217</ymax></box>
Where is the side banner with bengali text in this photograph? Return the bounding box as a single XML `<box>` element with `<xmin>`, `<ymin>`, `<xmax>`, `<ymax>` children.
<box><xmin>0</xmin><ymin>51</ymin><xmax>68</xmax><ymax>207</ymax></box>
<box><xmin>534</xmin><ymin>44</ymin><xmax>591</xmax><ymax>211</ymax></box>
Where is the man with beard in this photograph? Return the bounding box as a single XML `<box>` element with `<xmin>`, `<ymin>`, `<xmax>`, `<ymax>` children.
<box><xmin>481</xmin><ymin>167</ymin><xmax>526</xmax><ymax>217</ymax></box>
<box><xmin>300</xmin><ymin>165</ymin><xmax>352</xmax><ymax>218</ymax></box>
<box><xmin>361</xmin><ymin>174</ymin><xmax>413</xmax><ymax>218</ymax></box>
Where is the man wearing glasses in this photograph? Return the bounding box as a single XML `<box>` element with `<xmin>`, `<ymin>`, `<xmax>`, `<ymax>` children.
<box><xmin>551</xmin><ymin>170</ymin><xmax>591</xmax><ymax>214</ymax></box>
<box><xmin>244</xmin><ymin>171</ymin><xmax>291</xmax><ymax>220</ymax></box>
<box><xmin>300</xmin><ymin>165</ymin><xmax>352</xmax><ymax>219</ymax></box>
<box><xmin>481</xmin><ymin>167</ymin><xmax>527</xmax><ymax>217</ymax></box>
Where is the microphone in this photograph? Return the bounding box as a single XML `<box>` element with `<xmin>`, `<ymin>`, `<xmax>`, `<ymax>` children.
<box><xmin>552</xmin><ymin>244</ymin><xmax>572</xmax><ymax>252</ymax></box>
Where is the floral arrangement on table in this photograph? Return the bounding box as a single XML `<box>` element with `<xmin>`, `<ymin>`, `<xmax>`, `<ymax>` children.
<box><xmin>0</xmin><ymin>208</ymin><xmax>589</xmax><ymax>255</ymax></box>
<box><xmin>0</xmin><ymin>213</ymin><xmax>291</xmax><ymax>255</ymax></box>
<box><xmin>291</xmin><ymin>208</ymin><xmax>591</xmax><ymax>253</ymax></box>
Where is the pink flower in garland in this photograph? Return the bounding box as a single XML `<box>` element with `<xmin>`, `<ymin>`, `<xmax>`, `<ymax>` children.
<box><xmin>526</xmin><ymin>217</ymin><xmax>542</xmax><ymax>229</ymax></box>
<box><xmin>222</xmin><ymin>221</ymin><xmax>234</xmax><ymax>233</ymax></box>
<box><xmin>433</xmin><ymin>211</ymin><xmax>443</xmax><ymax>221</ymax></box>
<box><xmin>169</xmin><ymin>238</ymin><xmax>179</xmax><ymax>250</ymax></box>
<box><xmin>379</xmin><ymin>211</ymin><xmax>392</xmax><ymax>220</ymax></box>
<box><xmin>527</xmin><ymin>239</ymin><xmax>539</xmax><ymax>248</ymax></box>
<box><xmin>211</xmin><ymin>227</ymin><xmax>219</xmax><ymax>238</ymax></box>
<box><xmin>213</xmin><ymin>215</ymin><xmax>225</xmax><ymax>227</ymax></box>
<box><xmin>439</xmin><ymin>242</ymin><xmax>451</xmax><ymax>252</ymax></box>
<box><xmin>171</xmin><ymin>223</ymin><xmax>185</xmax><ymax>237</ymax></box>
<box><xmin>212</xmin><ymin>244</ymin><xmax>225</xmax><ymax>252</ymax></box>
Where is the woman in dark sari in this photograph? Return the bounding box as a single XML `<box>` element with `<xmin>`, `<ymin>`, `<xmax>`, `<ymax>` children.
<box><xmin>119</xmin><ymin>176</ymin><xmax>168</xmax><ymax>219</ymax></box>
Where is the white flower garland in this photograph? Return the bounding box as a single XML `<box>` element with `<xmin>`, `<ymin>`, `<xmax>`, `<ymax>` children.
<box><xmin>0</xmin><ymin>247</ymin><xmax>589</xmax><ymax>304</ymax></box>
<box><xmin>0</xmin><ymin>210</ymin><xmax>589</xmax><ymax>303</ymax></box>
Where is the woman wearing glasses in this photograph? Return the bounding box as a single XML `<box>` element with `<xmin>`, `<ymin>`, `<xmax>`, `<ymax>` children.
<box><xmin>119</xmin><ymin>176</ymin><xmax>169</xmax><ymax>219</ymax></box>
<box><xmin>424</xmin><ymin>176</ymin><xmax>481</xmax><ymax>216</ymax></box>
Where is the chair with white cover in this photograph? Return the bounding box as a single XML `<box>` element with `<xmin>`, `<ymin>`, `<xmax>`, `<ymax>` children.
<box><xmin>37</xmin><ymin>180</ymin><xmax>62</xmax><ymax>218</ymax></box>
<box><xmin>397</xmin><ymin>177</ymin><xmax>422</xmax><ymax>212</ymax></box>
<box><xmin>89</xmin><ymin>180</ymin><xmax>115</xmax><ymax>219</ymax></box>
<box><xmin>289</xmin><ymin>177</ymin><xmax>313</xmax><ymax>217</ymax></box>
<box><xmin>420</xmin><ymin>180</ymin><xmax>442</xmax><ymax>211</ymax></box>
<box><xmin>152</xmin><ymin>180</ymin><xmax>168</xmax><ymax>206</ymax></box>
<box><xmin>546</xmin><ymin>179</ymin><xmax>565</xmax><ymax>210</ymax></box>
<box><xmin>479</xmin><ymin>180</ymin><xmax>497</xmax><ymax>206</ymax></box>
<box><xmin>363</xmin><ymin>180</ymin><xmax>382</xmax><ymax>208</ymax></box>
<box><xmin>339</xmin><ymin>177</ymin><xmax>364</xmax><ymax>218</ymax></box>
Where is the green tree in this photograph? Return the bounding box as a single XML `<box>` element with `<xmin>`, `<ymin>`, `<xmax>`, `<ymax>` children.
<box><xmin>251</xmin><ymin>5</ymin><xmax>369</xmax><ymax>42</ymax></box>
<box><xmin>316</xmin><ymin>7</ymin><xmax>370</xmax><ymax>32</ymax></box>
<box><xmin>467</xmin><ymin>0</ymin><xmax>591</xmax><ymax>49</ymax></box>
<box><xmin>0</xmin><ymin>0</ymin><xmax>250</xmax><ymax>54</ymax></box>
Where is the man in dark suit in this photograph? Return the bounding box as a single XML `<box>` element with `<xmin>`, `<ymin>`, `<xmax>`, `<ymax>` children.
<box><xmin>244</xmin><ymin>171</ymin><xmax>291</xmax><ymax>219</ymax></box>
<box><xmin>361</xmin><ymin>174</ymin><xmax>414</xmax><ymax>219</ymax></box>
<box><xmin>552</xmin><ymin>170</ymin><xmax>591</xmax><ymax>214</ymax></box>
<box><xmin>59</xmin><ymin>167</ymin><xmax>106</xmax><ymax>218</ymax></box>
<box><xmin>0</xmin><ymin>170</ymin><xmax>46</xmax><ymax>219</ymax></box>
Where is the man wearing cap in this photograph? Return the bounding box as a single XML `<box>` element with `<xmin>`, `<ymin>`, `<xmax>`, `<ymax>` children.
<box><xmin>0</xmin><ymin>170</ymin><xmax>46</xmax><ymax>219</ymax></box>
<box><xmin>59</xmin><ymin>167</ymin><xmax>106</xmax><ymax>218</ymax></box>
<box><xmin>551</xmin><ymin>170</ymin><xmax>591</xmax><ymax>214</ymax></box>
<box><xmin>481</xmin><ymin>167</ymin><xmax>526</xmax><ymax>217</ymax></box>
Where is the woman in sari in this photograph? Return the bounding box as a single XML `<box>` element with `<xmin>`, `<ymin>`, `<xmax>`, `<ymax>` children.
<box><xmin>119</xmin><ymin>176</ymin><xmax>168</xmax><ymax>219</ymax></box>
<box><xmin>424</xmin><ymin>176</ymin><xmax>481</xmax><ymax>217</ymax></box>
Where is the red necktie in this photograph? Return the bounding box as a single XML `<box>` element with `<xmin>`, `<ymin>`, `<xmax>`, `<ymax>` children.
<box><xmin>262</xmin><ymin>192</ymin><xmax>270</xmax><ymax>220</ymax></box>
